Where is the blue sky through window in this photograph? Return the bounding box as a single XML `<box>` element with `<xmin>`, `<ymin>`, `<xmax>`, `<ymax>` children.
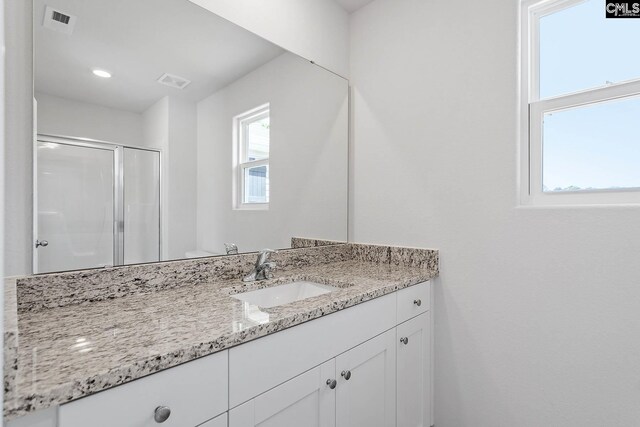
<box><xmin>539</xmin><ymin>0</ymin><xmax>640</xmax><ymax>191</ymax></box>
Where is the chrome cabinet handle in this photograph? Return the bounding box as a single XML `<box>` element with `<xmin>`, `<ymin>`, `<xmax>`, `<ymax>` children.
<box><xmin>341</xmin><ymin>370</ymin><xmax>352</xmax><ymax>380</ymax></box>
<box><xmin>413</xmin><ymin>299</ymin><xmax>422</xmax><ymax>307</ymax></box>
<box><xmin>400</xmin><ymin>337</ymin><xmax>409</xmax><ymax>345</ymax></box>
<box><xmin>154</xmin><ymin>406</ymin><xmax>171</xmax><ymax>423</ymax></box>
<box><xmin>35</xmin><ymin>240</ymin><xmax>49</xmax><ymax>248</ymax></box>
<box><xmin>326</xmin><ymin>379</ymin><xmax>337</xmax><ymax>389</ymax></box>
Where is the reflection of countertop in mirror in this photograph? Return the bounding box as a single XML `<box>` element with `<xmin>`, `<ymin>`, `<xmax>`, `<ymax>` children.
<box><xmin>3</xmin><ymin>243</ymin><xmax>438</xmax><ymax>421</ymax></box>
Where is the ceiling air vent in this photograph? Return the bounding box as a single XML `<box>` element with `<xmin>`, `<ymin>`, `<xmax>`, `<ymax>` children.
<box><xmin>42</xmin><ymin>5</ymin><xmax>77</xmax><ymax>35</ymax></box>
<box><xmin>157</xmin><ymin>73</ymin><xmax>192</xmax><ymax>90</ymax></box>
<box><xmin>52</xmin><ymin>10</ymin><xmax>70</xmax><ymax>24</ymax></box>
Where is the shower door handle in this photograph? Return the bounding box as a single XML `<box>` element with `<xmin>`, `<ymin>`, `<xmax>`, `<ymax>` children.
<box><xmin>35</xmin><ymin>240</ymin><xmax>49</xmax><ymax>248</ymax></box>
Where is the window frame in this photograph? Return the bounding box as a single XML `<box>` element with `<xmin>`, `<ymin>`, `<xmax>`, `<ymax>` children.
<box><xmin>233</xmin><ymin>104</ymin><xmax>270</xmax><ymax>210</ymax></box>
<box><xmin>521</xmin><ymin>0</ymin><xmax>640</xmax><ymax>206</ymax></box>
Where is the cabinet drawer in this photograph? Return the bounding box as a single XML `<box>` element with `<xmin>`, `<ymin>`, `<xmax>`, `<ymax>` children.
<box><xmin>396</xmin><ymin>281</ymin><xmax>430</xmax><ymax>324</ymax></box>
<box><xmin>59</xmin><ymin>350</ymin><xmax>228</xmax><ymax>427</ymax></box>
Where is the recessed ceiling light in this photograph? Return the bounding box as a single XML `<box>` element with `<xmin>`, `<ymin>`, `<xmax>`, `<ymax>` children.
<box><xmin>92</xmin><ymin>69</ymin><xmax>112</xmax><ymax>78</ymax></box>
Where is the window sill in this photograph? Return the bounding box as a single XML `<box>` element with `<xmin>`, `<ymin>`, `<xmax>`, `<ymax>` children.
<box><xmin>234</xmin><ymin>203</ymin><xmax>269</xmax><ymax>211</ymax></box>
<box><xmin>520</xmin><ymin>189</ymin><xmax>640</xmax><ymax>207</ymax></box>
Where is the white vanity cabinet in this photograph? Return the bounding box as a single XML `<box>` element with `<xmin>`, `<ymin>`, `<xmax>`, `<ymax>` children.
<box><xmin>229</xmin><ymin>281</ymin><xmax>432</xmax><ymax>427</ymax></box>
<box><xmin>228</xmin><ymin>291</ymin><xmax>397</xmax><ymax>408</ymax></box>
<box><xmin>230</xmin><ymin>329</ymin><xmax>399</xmax><ymax>427</ymax></box>
<box><xmin>10</xmin><ymin>281</ymin><xmax>433</xmax><ymax>427</ymax></box>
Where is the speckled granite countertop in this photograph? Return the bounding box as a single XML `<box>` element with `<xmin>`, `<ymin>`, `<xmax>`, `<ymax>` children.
<box><xmin>3</xmin><ymin>243</ymin><xmax>438</xmax><ymax>421</ymax></box>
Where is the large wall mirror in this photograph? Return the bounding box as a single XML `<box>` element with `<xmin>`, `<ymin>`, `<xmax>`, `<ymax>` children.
<box><xmin>32</xmin><ymin>0</ymin><xmax>348</xmax><ymax>274</ymax></box>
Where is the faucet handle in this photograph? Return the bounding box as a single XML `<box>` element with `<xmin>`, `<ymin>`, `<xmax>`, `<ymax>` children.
<box><xmin>254</xmin><ymin>249</ymin><xmax>278</xmax><ymax>269</ymax></box>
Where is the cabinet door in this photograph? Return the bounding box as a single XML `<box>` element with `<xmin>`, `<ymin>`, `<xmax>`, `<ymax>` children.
<box><xmin>397</xmin><ymin>312</ymin><xmax>432</xmax><ymax>427</ymax></box>
<box><xmin>229</xmin><ymin>360</ymin><xmax>336</xmax><ymax>427</ymax></box>
<box><xmin>336</xmin><ymin>329</ymin><xmax>396</xmax><ymax>427</ymax></box>
<box><xmin>199</xmin><ymin>412</ymin><xmax>228</xmax><ymax>427</ymax></box>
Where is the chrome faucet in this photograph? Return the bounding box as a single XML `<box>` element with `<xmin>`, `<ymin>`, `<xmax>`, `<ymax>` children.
<box><xmin>243</xmin><ymin>249</ymin><xmax>278</xmax><ymax>282</ymax></box>
<box><xmin>225</xmin><ymin>243</ymin><xmax>239</xmax><ymax>255</ymax></box>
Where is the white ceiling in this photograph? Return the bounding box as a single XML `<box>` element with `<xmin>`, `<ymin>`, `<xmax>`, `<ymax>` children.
<box><xmin>34</xmin><ymin>0</ymin><xmax>285</xmax><ymax>113</ymax></box>
<box><xmin>334</xmin><ymin>0</ymin><xmax>376</xmax><ymax>13</ymax></box>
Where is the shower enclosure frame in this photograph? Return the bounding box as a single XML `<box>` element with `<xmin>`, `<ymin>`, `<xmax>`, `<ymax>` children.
<box><xmin>33</xmin><ymin>134</ymin><xmax>163</xmax><ymax>273</ymax></box>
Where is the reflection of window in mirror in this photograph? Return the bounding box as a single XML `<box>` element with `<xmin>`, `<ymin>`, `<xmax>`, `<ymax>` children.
<box><xmin>234</xmin><ymin>104</ymin><xmax>270</xmax><ymax>209</ymax></box>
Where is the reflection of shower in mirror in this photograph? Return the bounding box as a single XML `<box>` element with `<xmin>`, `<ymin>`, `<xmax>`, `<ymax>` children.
<box><xmin>34</xmin><ymin>136</ymin><xmax>161</xmax><ymax>274</ymax></box>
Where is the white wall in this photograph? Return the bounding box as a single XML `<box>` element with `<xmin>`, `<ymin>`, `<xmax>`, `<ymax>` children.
<box><xmin>142</xmin><ymin>97</ymin><xmax>169</xmax><ymax>150</ymax></box>
<box><xmin>197</xmin><ymin>52</ymin><xmax>348</xmax><ymax>254</ymax></box>
<box><xmin>143</xmin><ymin>96</ymin><xmax>197</xmax><ymax>260</ymax></box>
<box><xmin>3</xmin><ymin>0</ymin><xmax>33</xmax><ymax>276</ymax></box>
<box><xmin>166</xmin><ymin>97</ymin><xmax>198</xmax><ymax>259</ymax></box>
<box><xmin>35</xmin><ymin>92</ymin><xmax>144</xmax><ymax>146</ymax></box>
<box><xmin>188</xmin><ymin>0</ymin><xmax>349</xmax><ymax>78</ymax></box>
<box><xmin>350</xmin><ymin>1</ymin><xmax>640</xmax><ymax>426</ymax></box>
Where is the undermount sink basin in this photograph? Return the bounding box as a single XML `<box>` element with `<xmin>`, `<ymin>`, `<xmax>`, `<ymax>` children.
<box><xmin>232</xmin><ymin>281</ymin><xmax>339</xmax><ymax>308</ymax></box>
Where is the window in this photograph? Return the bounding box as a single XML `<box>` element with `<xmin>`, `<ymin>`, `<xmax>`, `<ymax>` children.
<box><xmin>234</xmin><ymin>104</ymin><xmax>270</xmax><ymax>209</ymax></box>
<box><xmin>522</xmin><ymin>0</ymin><xmax>640</xmax><ymax>205</ymax></box>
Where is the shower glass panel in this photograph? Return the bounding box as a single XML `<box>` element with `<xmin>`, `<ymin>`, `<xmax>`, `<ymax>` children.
<box><xmin>35</xmin><ymin>142</ymin><xmax>115</xmax><ymax>273</ymax></box>
<box><xmin>123</xmin><ymin>148</ymin><xmax>160</xmax><ymax>264</ymax></box>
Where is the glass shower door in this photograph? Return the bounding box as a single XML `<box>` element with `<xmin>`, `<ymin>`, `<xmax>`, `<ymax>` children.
<box><xmin>35</xmin><ymin>141</ymin><xmax>115</xmax><ymax>273</ymax></box>
<box><xmin>123</xmin><ymin>148</ymin><xmax>160</xmax><ymax>264</ymax></box>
